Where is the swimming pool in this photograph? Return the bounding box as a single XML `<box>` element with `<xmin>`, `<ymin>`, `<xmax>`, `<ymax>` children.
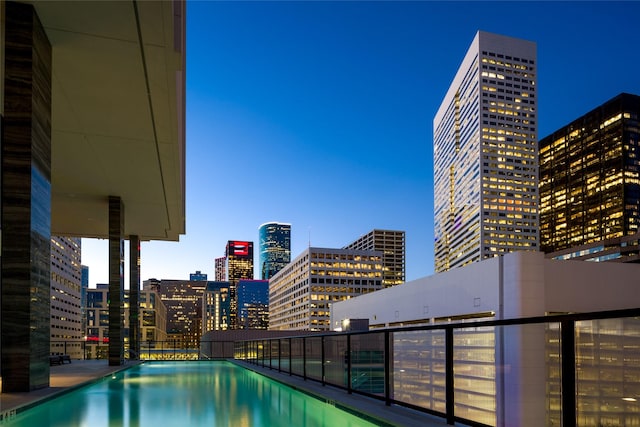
<box><xmin>3</xmin><ymin>361</ymin><xmax>379</xmax><ymax>427</ymax></box>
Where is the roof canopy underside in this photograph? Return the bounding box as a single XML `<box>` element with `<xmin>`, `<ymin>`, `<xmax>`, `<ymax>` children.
<box><xmin>30</xmin><ymin>0</ymin><xmax>186</xmax><ymax>241</ymax></box>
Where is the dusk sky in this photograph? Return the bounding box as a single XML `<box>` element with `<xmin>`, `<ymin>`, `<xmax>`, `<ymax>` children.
<box><xmin>82</xmin><ymin>1</ymin><xmax>640</xmax><ymax>287</ymax></box>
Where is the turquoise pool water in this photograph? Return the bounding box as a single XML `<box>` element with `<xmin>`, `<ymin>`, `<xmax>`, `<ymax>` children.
<box><xmin>3</xmin><ymin>361</ymin><xmax>378</xmax><ymax>427</ymax></box>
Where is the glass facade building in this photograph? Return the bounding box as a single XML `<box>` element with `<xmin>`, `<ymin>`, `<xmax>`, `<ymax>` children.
<box><xmin>202</xmin><ymin>281</ymin><xmax>231</xmax><ymax>333</ymax></box>
<box><xmin>539</xmin><ymin>93</ymin><xmax>640</xmax><ymax>262</ymax></box>
<box><xmin>225</xmin><ymin>241</ymin><xmax>254</xmax><ymax>329</ymax></box>
<box><xmin>237</xmin><ymin>280</ymin><xmax>269</xmax><ymax>329</ymax></box>
<box><xmin>258</xmin><ymin>222</ymin><xmax>291</xmax><ymax>280</ymax></box>
<box><xmin>433</xmin><ymin>31</ymin><xmax>538</xmax><ymax>273</ymax></box>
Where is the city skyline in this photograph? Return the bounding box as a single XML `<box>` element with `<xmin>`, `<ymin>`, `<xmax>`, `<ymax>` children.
<box><xmin>81</xmin><ymin>1</ymin><xmax>640</xmax><ymax>287</ymax></box>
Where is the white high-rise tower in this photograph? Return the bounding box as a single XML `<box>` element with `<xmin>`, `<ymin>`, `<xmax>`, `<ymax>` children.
<box><xmin>433</xmin><ymin>31</ymin><xmax>538</xmax><ymax>273</ymax></box>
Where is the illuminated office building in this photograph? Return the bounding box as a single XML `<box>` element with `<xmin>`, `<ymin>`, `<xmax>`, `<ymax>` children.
<box><xmin>433</xmin><ymin>31</ymin><xmax>538</xmax><ymax>273</ymax></box>
<box><xmin>86</xmin><ymin>285</ymin><xmax>167</xmax><ymax>359</ymax></box>
<box><xmin>539</xmin><ymin>93</ymin><xmax>640</xmax><ymax>262</ymax></box>
<box><xmin>344</xmin><ymin>229</ymin><xmax>405</xmax><ymax>287</ymax></box>
<box><xmin>214</xmin><ymin>256</ymin><xmax>226</xmax><ymax>281</ymax></box>
<box><xmin>50</xmin><ymin>237</ymin><xmax>83</xmax><ymax>359</ymax></box>
<box><xmin>142</xmin><ymin>279</ymin><xmax>207</xmax><ymax>346</ymax></box>
<box><xmin>237</xmin><ymin>279</ymin><xmax>269</xmax><ymax>329</ymax></box>
<box><xmin>258</xmin><ymin>222</ymin><xmax>291</xmax><ymax>280</ymax></box>
<box><xmin>202</xmin><ymin>281</ymin><xmax>231</xmax><ymax>333</ymax></box>
<box><xmin>269</xmin><ymin>248</ymin><xmax>383</xmax><ymax>331</ymax></box>
<box><xmin>225</xmin><ymin>241</ymin><xmax>254</xmax><ymax>329</ymax></box>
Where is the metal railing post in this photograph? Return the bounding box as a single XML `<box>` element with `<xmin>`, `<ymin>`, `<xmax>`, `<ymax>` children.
<box><xmin>289</xmin><ymin>338</ymin><xmax>292</xmax><ymax>375</ymax></box>
<box><xmin>321</xmin><ymin>336</ymin><xmax>326</xmax><ymax>386</ymax></box>
<box><xmin>384</xmin><ymin>331</ymin><xmax>391</xmax><ymax>406</ymax></box>
<box><xmin>347</xmin><ymin>334</ymin><xmax>352</xmax><ymax>394</ymax></box>
<box><xmin>561</xmin><ymin>320</ymin><xmax>577</xmax><ymax>427</ymax></box>
<box><xmin>303</xmin><ymin>337</ymin><xmax>307</xmax><ymax>380</ymax></box>
<box><xmin>446</xmin><ymin>327</ymin><xmax>455</xmax><ymax>425</ymax></box>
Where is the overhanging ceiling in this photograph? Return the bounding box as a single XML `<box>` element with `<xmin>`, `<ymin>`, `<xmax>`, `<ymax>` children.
<box><xmin>28</xmin><ymin>0</ymin><xmax>186</xmax><ymax>241</ymax></box>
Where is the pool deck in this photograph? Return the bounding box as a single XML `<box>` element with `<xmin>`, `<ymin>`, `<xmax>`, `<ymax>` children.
<box><xmin>233</xmin><ymin>360</ymin><xmax>469</xmax><ymax>427</ymax></box>
<box><xmin>0</xmin><ymin>360</ymin><xmax>141</xmax><ymax>415</ymax></box>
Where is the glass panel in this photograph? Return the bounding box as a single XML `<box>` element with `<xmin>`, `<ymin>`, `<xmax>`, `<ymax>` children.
<box><xmin>280</xmin><ymin>339</ymin><xmax>290</xmax><ymax>373</ymax></box>
<box><xmin>546</xmin><ymin>322</ymin><xmax>562</xmax><ymax>427</ymax></box>
<box><xmin>270</xmin><ymin>340</ymin><xmax>279</xmax><ymax>370</ymax></box>
<box><xmin>497</xmin><ymin>323</ymin><xmax>554</xmax><ymax>427</ymax></box>
<box><xmin>306</xmin><ymin>337</ymin><xmax>323</xmax><ymax>381</ymax></box>
<box><xmin>454</xmin><ymin>326</ymin><xmax>496</xmax><ymax>426</ymax></box>
<box><xmin>575</xmin><ymin>317</ymin><xmax>640</xmax><ymax>427</ymax></box>
<box><xmin>393</xmin><ymin>329</ymin><xmax>446</xmax><ymax>414</ymax></box>
<box><xmin>351</xmin><ymin>332</ymin><xmax>385</xmax><ymax>396</ymax></box>
<box><xmin>291</xmin><ymin>338</ymin><xmax>304</xmax><ymax>376</ymax></box>
<box><xmin>324</xmin><ymin>335</ymin><xmax>348</xmax><ymax>388</ymax></box>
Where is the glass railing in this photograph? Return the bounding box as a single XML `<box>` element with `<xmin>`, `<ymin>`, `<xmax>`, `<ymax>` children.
<box><xmin>232</xmin><ymin>308</ymin><xmax>640</xmax><ymax>427</ymax></box>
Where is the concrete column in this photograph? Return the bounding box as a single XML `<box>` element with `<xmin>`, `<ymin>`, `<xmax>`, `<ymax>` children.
<box><xmin>109</xmin><ymin>196</ymin><xmax>125</xmax><ymax>366</ymax></box>
<box><xmin>1</xmin><ymin>1</ymin><xmax>52</xmax><ymax>392</ymax></box>
<box><xmin>129</xmin><ymin>235</ymin><xmax>140</xmax><ymax>359</ymax></box>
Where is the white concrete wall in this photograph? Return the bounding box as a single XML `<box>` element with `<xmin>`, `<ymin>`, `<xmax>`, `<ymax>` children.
<box><xmin>331</xmin><ymin>255</ymin><xmax>501</xmax><ymax>329</ymax></box>
<box><xmin>544</xmin><ymin>258</ymin><xmax>640</xmax><ymax>312</ymax></box>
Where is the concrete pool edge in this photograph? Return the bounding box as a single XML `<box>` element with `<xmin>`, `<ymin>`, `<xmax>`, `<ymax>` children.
<box><xmin>0</xmin><ymin>361</ymin><xmax>142</xmax><ymax>422</ymax></box>
<box><xmin>230</xmin><ymin>360</ymin><xmax>455</xmax><ymax>427</ymax></box>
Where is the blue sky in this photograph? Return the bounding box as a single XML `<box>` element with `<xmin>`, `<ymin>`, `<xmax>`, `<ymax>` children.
<box><xmin>82</xmin><ymin>1</ymin><xmax>640</xmax><ymax>287</ymax></box>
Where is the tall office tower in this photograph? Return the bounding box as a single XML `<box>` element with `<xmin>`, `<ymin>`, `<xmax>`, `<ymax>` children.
<box><xmin>258</xmin><ymin>222</ymin><xmax>291</xmax><ymax>280</ymax></box>
<box><xmin>214</xmin><ymin>256</ymin><xmax>226</xmax><ymax>281</ymax></box>
<box><xmin>225</xmin><ymin>241</ymin><xmax>254</xmax><ymax>329</ymax></box>
<box><xmin>86</xmin><ymin>285</ymin><xmax>167</xmax><ymax>359</ymax></box>
<box><xmin>269</xmin><ymin>248</ymin><xmax>383</xmax><ymax>331</ymax></box>
<box><xmin>344</xmin><ymin>229</ymin><xmax>405</xmax><ymax>287</ymax></box>
<box><xmin>81</xmin><ymin>265</ymin><xmax>89</xmax><ymax>341</ymax></box>
<box><xmin>539</xmin><ymin>93</ymin><xmax>640</xmax><ymax>261</ymax></box>
<box><xmin>237</xmin><ymin>279</ymin><xmax>269</xmax><ymax>329</ymax></box>
<box><xmin>142</xmin><ymin>279</ymin><xmax>207</xmax><ymax>346</ymax></box>
<box><xmin>50</xmin><ymin>237</ymin><xmax>83</xmax><ymax>359</ymax></box>
<box><xmin>190</xmin><ymin>270</ymin><xmax>207</xmax><ymax>281</ymax></box>
<box><xmin>433</xmin><ymin>31</ymin><xmax>539</xmax><ymax>273</ymax></box>
<box><xmin>202</xmin><ymin>281</ymin><xmax>231</xmax><ymax>333</ymax></box>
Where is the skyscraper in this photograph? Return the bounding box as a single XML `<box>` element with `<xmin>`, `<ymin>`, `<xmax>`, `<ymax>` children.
<box><xmin>269</xmin><ymin>247</ymin><xmax>383</xmax><ymax>331</ymax></box>
<box><xmin>142</xmin><ymin>279</ymin><xmax>207</xmax><ymax>347</ymax></box>
<box><xmin>539</xmin><ymin>93</ymin><xmax>640</xmax><ymax>261</ymax></box>
<box><xmin>225</xmin><ymin>241</ymin><xmax>254</xmax><ymax>329</ymax></box>
<box><xmin>258</xmin><ymin>222</ymin><xmax>291</xmax><ymax>280</ymax></box>
<box><xmin>50</xmin><ymin>237</ymin><xmax>83</xmax><ymax>359</ymax></box>
<box><xmin>237</xmin><ymin>279</ymin><xmax>269</xmax><ymax>329</ymax></box>
<box><xmin>344</xmin><ymin>229</ymin><xmax>405</xmax><ymax>287</ymax></box>
<box><xmin>202</xmin><ymin>281</ymin><xmax>231</xmax><ymax>333</ymax></box>
<box><xmin>433</xmin><ymin>31</ymin><xmax>539</xmax><ymax>273</ymax></box>
<box><xmin>214</xmin><ymin>256</ymin><xmax>226</xmax><ymax>281</ymax></box>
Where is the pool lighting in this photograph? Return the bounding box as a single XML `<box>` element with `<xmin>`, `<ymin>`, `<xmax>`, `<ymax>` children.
<box><xmin>622</xmin><ymin>397</ymin><xmax>637</xmax><ymax>402</ymax></box>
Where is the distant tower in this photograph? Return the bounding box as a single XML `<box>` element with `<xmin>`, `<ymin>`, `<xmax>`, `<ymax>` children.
<box><xmin>237</xmin><ymin>279</ymin><xmax>269</xmax><ymax>329</ymax></box>
<box><xmin>344</xmin><ymin>229</ymin><xmax>405</xmax><ymax>287</ymax></box>
<box><xmin>225</xmin><ymin>241</ymin><xmax>254</xmax><ymax>329</ymax></box>
<box><xmin>258</xmin><ymin>222</ymin><xmax>291</xmax><ymax>280</ymax></box>
<box><xmin>214</xmin><ymin>256</ymin><xmax>226</xmax><ymax>281</ymax></box>
<box><xmin>434</xmin><ymin>31</ymin><xmax>539</xmax><ymax>273</ymax></box>
<box><xmin>50</xmin><ymin>237</ymin><xmax>83</xmax><ymax>359</ymax></box>
<box><xmin>81</xmin><ymin>265</ymin><xmax>89</xmax><ymax>340</ymax></box>
<box><xmin>189</xmin><ymin>270</ymin><xmax>207</xmax><ymax>281</ymax></box>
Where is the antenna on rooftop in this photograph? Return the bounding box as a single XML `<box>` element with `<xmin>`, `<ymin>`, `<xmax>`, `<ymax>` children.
<box><xmin>308</xmin><ymin>226</ymin><xmax>311</xmax><ymax>248</ymax></box>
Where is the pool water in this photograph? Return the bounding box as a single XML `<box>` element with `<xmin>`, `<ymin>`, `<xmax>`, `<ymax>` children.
<box><xmin>3</xmin><ymin>361</ymin><xmax>379</xmax><ymax>427</ymax></box>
